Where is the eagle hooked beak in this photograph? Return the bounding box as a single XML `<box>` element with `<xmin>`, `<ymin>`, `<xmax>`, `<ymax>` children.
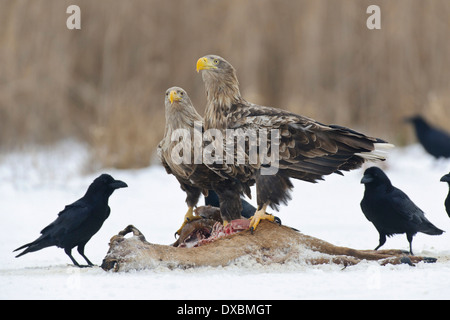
<box><xmin>169</xmin><ymin>90</ymin><xmax>182</xmax><ymax>104</ymax></box>
<box><xmin>196</xmin><ymin>56</ymin><xmax>216</xmax><ymax>72</ymax></box>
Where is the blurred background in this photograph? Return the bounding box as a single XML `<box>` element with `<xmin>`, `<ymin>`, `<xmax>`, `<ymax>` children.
<box><xmin>1</xmin><ymin>0</ymin><xmax>449</xmax><ymax>169</ymax></box>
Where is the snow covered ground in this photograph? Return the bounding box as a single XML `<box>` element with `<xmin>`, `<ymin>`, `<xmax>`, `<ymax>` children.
<box><xmin>1</xmin><ymin>140</ymin><xmax>450</xmax><ymax>300</ymax></box>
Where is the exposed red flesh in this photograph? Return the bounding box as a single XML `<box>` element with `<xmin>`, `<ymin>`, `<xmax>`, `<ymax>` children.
<box><xmin>178</xmin><ymin>219</ymin><xmax>251</xmax><ymax>247</ymax></box>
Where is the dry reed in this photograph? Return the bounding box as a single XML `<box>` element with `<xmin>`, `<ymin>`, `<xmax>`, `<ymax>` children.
<box><xmin>1</xmin><ymin>0</ymin><xmax>449</xmax><ymax>168</ymax></box>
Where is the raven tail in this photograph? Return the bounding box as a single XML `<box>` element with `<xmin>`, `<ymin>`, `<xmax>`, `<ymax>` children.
<box><xmin>13</xmin><ymin>238</ymin><xmax>53</xmax><ymax>258</ymax></box>
<box><xmin>421</xmin><ymin>222</ymin><xmax>445</xmax><ymax>236</ymax></box>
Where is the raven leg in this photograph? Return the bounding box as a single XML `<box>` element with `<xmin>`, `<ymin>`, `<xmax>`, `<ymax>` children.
<box><xmin>374</xmin><ymin>233</ymin><xmax>386</xmax><ymax>251</ymax></box>
<box><xmin>77</xmin><ymin>244</ymin><xmax>94</xmax><ymax>266</ymax></box>
<box><xmin>406</xmin><ymin>234</ymin><xmax>414</xmax><ymax>255</ymax></box>
<box><xmin>64</xmin><ymin>248</ymin><xmax>82</xmax><ymax>267</ymax></box>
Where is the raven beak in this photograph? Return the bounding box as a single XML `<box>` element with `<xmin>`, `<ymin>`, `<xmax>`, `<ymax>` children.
<box><xmin>196</xmin><ymin>56</ymin><xmax>216</xmax><ymax>72</ymax></box>
<box><xmin>110</xmin><ymin>180</ymin><xmax>128</xmax><ymax>189</ymax></box>
<box><xmin>440</xmin><ymin>174</ymin><xmax>450</xmax><ymax>183</ymax></box>
<box><xmin>169</xmin><ymin>90</ymin><xmax>181</xmax><ymax>104</ymax></box>
<box><xmin>361</xmin><ymin>175</ymin><xmax>374</xmax><ymax>184</ymax></box>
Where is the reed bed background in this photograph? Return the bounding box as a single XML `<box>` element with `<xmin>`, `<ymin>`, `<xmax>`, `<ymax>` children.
<box><xmin>1</xmin><ymin>0</ymin><xmax>449</xmax><ymax>168</ymax></box>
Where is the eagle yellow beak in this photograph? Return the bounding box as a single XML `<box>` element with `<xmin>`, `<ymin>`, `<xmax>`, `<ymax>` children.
<box><xmin>196</xmin><ymin>56</ymin><xmax>216</xmax><ymax>72</ymax></box>
<box><xmin>169</xmin><ymin>90</ymin><xmax>182</xmax><ymax>104</ymax></box>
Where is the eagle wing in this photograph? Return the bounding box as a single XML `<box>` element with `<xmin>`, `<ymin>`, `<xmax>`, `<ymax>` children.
<box><xmin>209</xmin><ymin>100</ymin><xmax>390</xmax><ymax>183</ymax></box>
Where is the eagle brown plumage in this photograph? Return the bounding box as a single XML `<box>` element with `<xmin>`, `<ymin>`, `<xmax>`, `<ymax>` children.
<box><xmin>157</xmin><ymin>87</ymin><xmax>251</xmax><ymax>236</ymax></box>
<box><xmin>196</xmin><ymin>54</ymin><xmax>394</xmax><ymax>231</ymax></box>
<box><xmin>158</xmin><ymin>87</ymin><xmax>216</xmax><ymax>235</ymax></box>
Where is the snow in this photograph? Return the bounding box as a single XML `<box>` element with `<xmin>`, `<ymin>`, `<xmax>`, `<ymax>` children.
<box><xmin>1</xmin><ymin>140</ymin><xmax>450</xmax><ymax>300</ymax></box>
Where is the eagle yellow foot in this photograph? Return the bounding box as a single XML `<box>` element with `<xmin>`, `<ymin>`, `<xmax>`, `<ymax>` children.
<box><xmin>249</xmin><ymin>204</ymin><xmax>274</xmax><ymax>233</ymax></box>
<box><xmin>175</xmin><ymin>207</ymin><xmax>202</xmax><ymax>237</ymax></box>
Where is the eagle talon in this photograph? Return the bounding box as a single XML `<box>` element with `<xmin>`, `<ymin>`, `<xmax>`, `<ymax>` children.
<box><xmin>249</xmin><ymin>204</ymin><xmax>272</xmax><ymax>233</ymax></box>
<box><xmin>274</xmin><ymin>216</ymin><xmax>282</xmax><ymax>225</ymax></box>
<box><xmin>175</xmin><ymin>207</ymin><xmax>202</xmax><ymax>237</ymax></box>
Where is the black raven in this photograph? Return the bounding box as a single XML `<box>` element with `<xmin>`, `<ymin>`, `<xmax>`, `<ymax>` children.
<box><xmin>406</xmin><ymin>115</ymin><xmax>450</xmax><ymax>158</ymax></box>
<box><xmin>13</xmin><ymin>174</ymin><xmax>127</xmax><ymax>267</ymax></box>
<box><xmin>440</xmin><ymin>172</ymin><xmax>450</xmax><ymax>218</ymax></box>
<box><xmin>360</xmin><ymin>167</ymin><xmax>444</xmax><ymax>255</ymax></box>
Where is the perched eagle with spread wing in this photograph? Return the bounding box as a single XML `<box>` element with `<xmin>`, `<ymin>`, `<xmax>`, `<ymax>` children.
<box><xmin>196</xmin><ymin>54</ymin><xmax>394</xmax><ymax>231</ymax></box>
<box><xmin>157</xmin><ymin>87</ymin><xmax>252</xmax><ymax>236</ymax></box>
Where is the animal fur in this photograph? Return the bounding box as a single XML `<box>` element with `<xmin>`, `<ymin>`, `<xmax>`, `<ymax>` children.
<box><xmin>101</xmin><ymin>216</ymin><xmax>436</xmax><ymax>272</ymax></box>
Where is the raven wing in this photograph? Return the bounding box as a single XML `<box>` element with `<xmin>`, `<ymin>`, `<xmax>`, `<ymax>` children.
<box><xmin>40</xmin><ymin>200</ymin><xmax>93</xmax><ymax>240</ymax></box>
<box><xmin>385</xmin><ymin>187</ymin><xmax>425</xmax><ymax>223</ymax></box>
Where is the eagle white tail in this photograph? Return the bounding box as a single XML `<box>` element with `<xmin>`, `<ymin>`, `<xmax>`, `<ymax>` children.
<box><xmin>356</xmin><ymin>143</ymin><xmax>395</xmax><ymax>161</ymax></box>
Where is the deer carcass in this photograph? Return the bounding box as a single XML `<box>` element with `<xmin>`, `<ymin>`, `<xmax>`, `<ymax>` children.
<box><xmin>100</xmin><ymin>206</ymin><xmax>436</xmax><ymax>272</ymax></box>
